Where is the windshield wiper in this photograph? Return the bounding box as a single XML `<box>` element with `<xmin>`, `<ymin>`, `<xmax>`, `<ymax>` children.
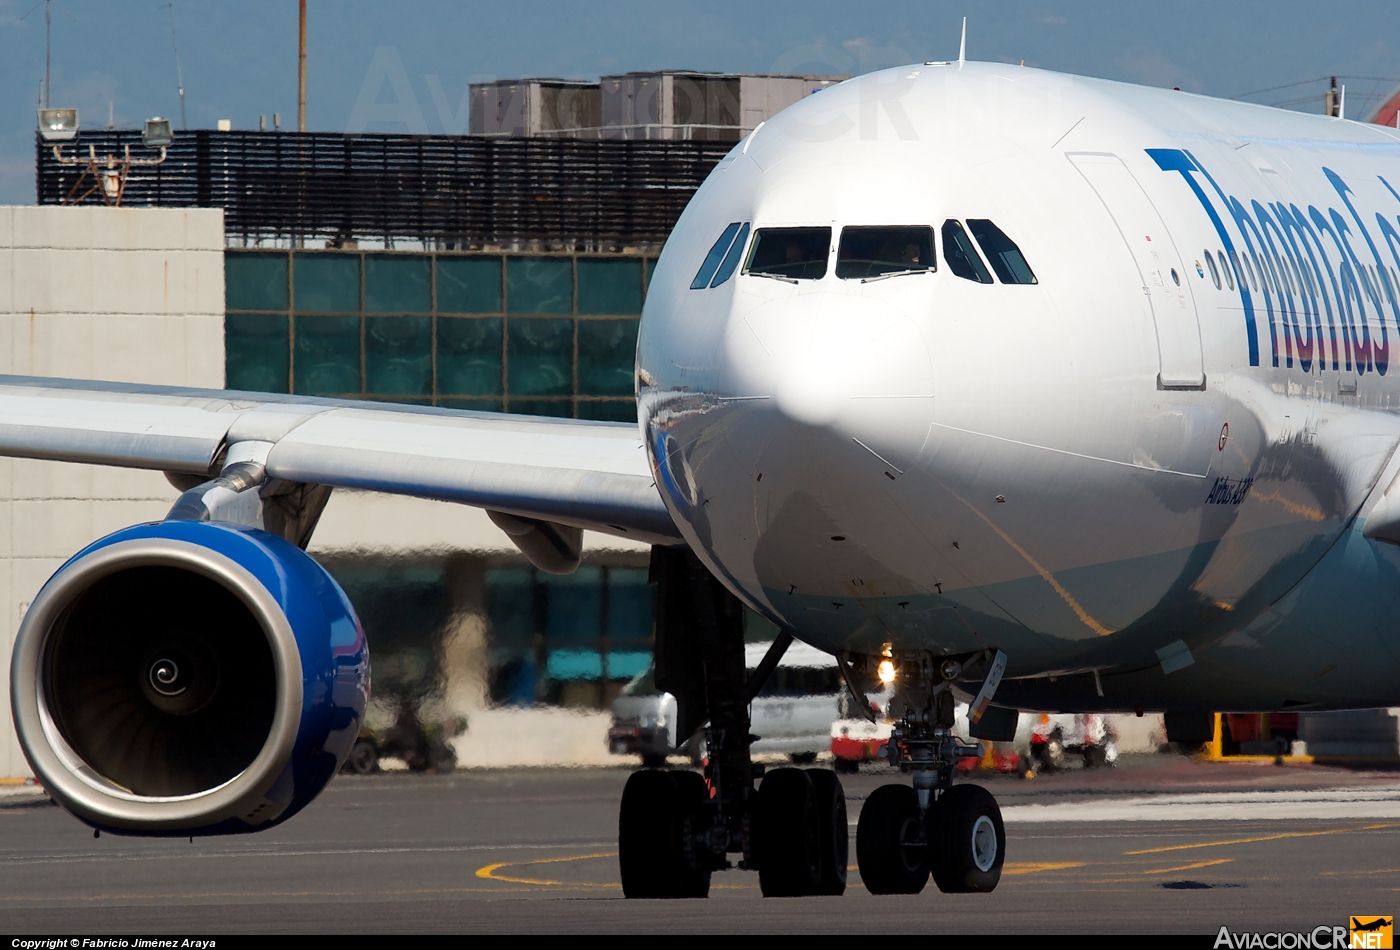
<box><xmin>748</xmin><ymin>271</ymin><xmax>799</xmax><ymax>284</ymax></box>
<box><xmin>861</xmin><ymin>268</ymin><xmax>933</xmax><ymax>283</ymax></box>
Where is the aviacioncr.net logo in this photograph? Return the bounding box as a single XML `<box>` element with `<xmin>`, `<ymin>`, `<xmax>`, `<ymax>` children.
<box><xmin>1213</xmin><ymin>924</ymin><xmax>1383</xmax><ymax>949</ymax></box>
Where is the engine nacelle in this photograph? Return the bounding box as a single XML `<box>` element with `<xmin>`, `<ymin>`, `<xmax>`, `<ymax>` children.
<box><xmin>10</xmin><ymin>520</ymin><xmax>368</xmax><ymax>836</ymax></box>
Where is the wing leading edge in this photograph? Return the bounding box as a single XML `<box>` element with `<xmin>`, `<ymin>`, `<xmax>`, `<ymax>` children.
<box><xmin>0</xmin><ymin>375</ymin><xmax>681</xmax><ymax>545</ymax></box>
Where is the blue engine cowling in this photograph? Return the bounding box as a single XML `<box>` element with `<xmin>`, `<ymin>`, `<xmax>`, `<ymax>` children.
<box><xmin>9</xmin><ymin>520</ymin><xmax>368</xmax><ymax>836</ymax></box>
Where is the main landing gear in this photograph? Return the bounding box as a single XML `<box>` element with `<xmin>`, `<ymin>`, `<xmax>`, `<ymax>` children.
<box><xmin>618</xmin><ymin>549</ymin><xmax>847</xmax><ymax>898</ymax></box>
<box><xmin>855</xmin><ymin>666</ymin><xmax>1006</xmax><ymax>894</ymax></box>
<box><xmin>619</xmin><ymin>753</ymin><xmax>848</xmax><ymax>899</ymax></box>
<box><xmin>618</xmin><ymin>548</ymin><xmax>1004</xmax><ymax>898</ymax></box>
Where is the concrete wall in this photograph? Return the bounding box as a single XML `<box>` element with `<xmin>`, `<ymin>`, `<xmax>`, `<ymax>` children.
<box><xmin>0</xmin><ymin>206</ymin><xmax>225</xmax><ymax>777</ymax></box>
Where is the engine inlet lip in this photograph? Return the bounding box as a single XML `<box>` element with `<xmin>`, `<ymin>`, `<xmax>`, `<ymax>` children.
<box><xmin>10</xmin><ymin>536</ymin><xmax>304</xmax><ymax>831</ymax></box>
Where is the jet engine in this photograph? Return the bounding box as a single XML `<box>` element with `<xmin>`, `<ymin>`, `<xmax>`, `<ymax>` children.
<box><xmin>9</xmin><ymin>519</ymin><xmax>368</xmax><ymax>836</ymax></box>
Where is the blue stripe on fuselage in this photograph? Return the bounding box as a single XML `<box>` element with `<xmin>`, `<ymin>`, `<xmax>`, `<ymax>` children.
<box><xmin>1146</xmin><ymin>148</ymin><xmax>1260</xmax><ymax>366</ymax></box>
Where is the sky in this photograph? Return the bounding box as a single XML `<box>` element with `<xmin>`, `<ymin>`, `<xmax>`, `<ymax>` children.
<box><xmin>2</xmin><ymin>0</ymin><xmax>1400</xmax><ymax>204</ymax></box>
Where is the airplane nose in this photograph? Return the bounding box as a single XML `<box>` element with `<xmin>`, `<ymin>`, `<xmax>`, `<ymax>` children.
<box><xmin>723</xmin><ymin>292</ymin><xmax>936</xmax><ymax>440</ymax></box>
<box><xmin>642</xmin><ymin>290</ymin><xmax>946</xmax><ymax>646</ymax></box>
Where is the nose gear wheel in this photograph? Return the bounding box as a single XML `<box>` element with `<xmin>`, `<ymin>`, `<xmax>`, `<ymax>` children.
<box><xmin>854</xmin><ymin>648</ymin><xmax>1007</xmax><ymax>895</ymax></box>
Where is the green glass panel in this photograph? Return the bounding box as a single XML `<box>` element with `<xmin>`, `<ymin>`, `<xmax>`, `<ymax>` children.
<box><xmin>437</xmin><ymin>317</ymin><xmax>503</xmax><ymax>395</ymax></box>
<box><xmin>607</xmin><ymin>567</ymin><xmax>654</xmax><ymax>640</ymax></box>
<box><xmin>646</xmin><ymin>257</ymin><xmax>657</xmax><ymax>290</ymax></box>
<box><xmin>507</xmin><ymin>317</ymin><xmax>573</xmax><ymax>395</ymax></box>
<box><xmin>544</xmin><ymin>566</ymin><xmax>602</xmax><ymax>644</ymax></box>
<box><xmin>226</xmin><ymin>253</ymin><xmax>288</xmax><ymax>311</ymax></box>
<box><xmin>365</xmin><ymin>256</ymin><xmax>430</xmax><ymax>313</ymax></box>
<box><xmin>365</xmin><ymin>315</ymin><xmax>431</xmax><ymax>395</ymax></box>
<box><xmin>577</xmin><ymin>400</ymin><xmax>636</xmax><ymax>422</ymax></box>
<box><xmin>294</xmin><ymin>315</ymin><xmax>360</xmax><ymax>395</ymax></box>
<box><xmin>438</xmin><ymin>257</ymin><xmax>502</xmax><ymax>313</ymax></box>
<box><xmin>440</xmin><ymin>397</ymin><xmax>504</xmax><ymax>413</ymax></box>
<box><xmin>486</xmin><ymin>566</ymin><xmax>537</xmax><ymax>650</ymax></box>
<box><xmin>293</xmin><ymin>254</ymin><xmax>360</xmax><ymax>312</ymax></box>
<box><xmin>509</xmin><ymin>399</ymin><xmax>573</xmax><ymax>418</ymax></box>
<box><xmin>577</xmin><ymin>258</ymin><xmax>642</xmax><ymax>315</ymax></box>
<box><xmin>225</xmin><ymin>313</ymin><xmax>289</xmax><ymax>393</ymax></box>
<box><xmin>577</xmin><ymin>318</ymin><xmax>638</xmax><ymax>396</ymax></box>
<box><xmin>507</xmin><ymin>257</ymin><xmax>572</xmax><ymax>314</ymax></box>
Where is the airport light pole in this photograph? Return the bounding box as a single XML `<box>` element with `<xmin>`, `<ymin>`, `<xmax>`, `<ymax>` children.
<box><xmin>298</xmin><ymin>0</ymin><xmax>307</xmax><ymax>132</ymax></box>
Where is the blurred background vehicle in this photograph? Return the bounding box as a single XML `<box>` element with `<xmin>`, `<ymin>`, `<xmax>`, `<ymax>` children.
<box><xmin>608</xmin><ymin>666</ymin><xmax>681</xmax><ymax>767</ymax></box>
<box><xmin>342</xmin><ymin>710</ymin><xmax>465</xmax><ymax>775</ymax></box>
<box><xmin>1029</xmin><ymin>713</ymin><xmax>1119</xmax><ymax>771</ymax></box>
<box><xmin>833</xmin><ymin>701</ymin><xmax>1122</xmax><ymax>777</ymax></box>
<box><xmin>743</xmin><ymin>640</ymin><xmax>844</xmax><ymax>763</ymax></box>
<box><xmin>609</xmin><ymin>640</ymin><xmax>844</xmax><ymax>766</ymax></box>
<box><xmin>831</xmin><ymin>717</ymin><xmax>892</xmax><ymax>773</ymax></box>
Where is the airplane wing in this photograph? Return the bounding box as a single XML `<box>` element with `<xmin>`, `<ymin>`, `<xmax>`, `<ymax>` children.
<box><xmin>0</xmin><ymin>374</ymin><xmax>681</xmax><ymax>545</ymax></box>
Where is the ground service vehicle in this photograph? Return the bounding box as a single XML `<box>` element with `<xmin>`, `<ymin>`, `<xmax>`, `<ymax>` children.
<box><xmin>610</xmin><ymin>642</ymin><xmax>842</xmax><ymax>765</ymax></box>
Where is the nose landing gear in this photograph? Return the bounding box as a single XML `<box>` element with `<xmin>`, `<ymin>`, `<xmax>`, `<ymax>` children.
<box><xmin>855</xmin><ymin>653</ymin><xmax>1007</xmax><ymax>894</ymax></box>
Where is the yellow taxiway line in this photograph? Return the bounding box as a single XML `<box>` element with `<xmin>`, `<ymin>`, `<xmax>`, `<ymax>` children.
<box><xmin>475</xmin><ymin>851</ymin><xmax>618</xmax><ymax>886</ymax></box>
<box><xmin>1124</xmin><ymin>822</ymin><xmax>1400</xmax><ymax>856</ymax></box>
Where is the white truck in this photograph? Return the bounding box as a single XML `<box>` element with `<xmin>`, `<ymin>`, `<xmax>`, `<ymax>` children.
<box><xmin>608</xmin><ymin>640</ymin><xmax>843</xmax><ymax>766</ymax></box>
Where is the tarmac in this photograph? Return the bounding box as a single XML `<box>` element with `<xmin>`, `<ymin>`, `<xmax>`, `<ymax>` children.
<box><xmin>1</xmin><ymin>754</ymin><xmax>1398</xmax><ymax>934</ymax></box>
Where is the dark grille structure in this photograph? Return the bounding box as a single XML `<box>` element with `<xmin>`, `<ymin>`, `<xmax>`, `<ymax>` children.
<box><xmin>36</xmin><ymin>130</ymin><xmax>730</xmax><ymax>249</ymax></box>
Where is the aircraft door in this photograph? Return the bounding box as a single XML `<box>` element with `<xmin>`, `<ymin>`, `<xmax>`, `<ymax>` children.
<box><xmin>1069</xmin><ymin>153</ymin><xmax>1206</xmax><ymax>389</ymax></box>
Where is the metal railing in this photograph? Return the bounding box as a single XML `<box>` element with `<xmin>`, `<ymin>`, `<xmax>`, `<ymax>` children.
<box><xmin>36</xmin><ymin>130</ymin><xmax>732</xmax><ymax>249</ymax></box>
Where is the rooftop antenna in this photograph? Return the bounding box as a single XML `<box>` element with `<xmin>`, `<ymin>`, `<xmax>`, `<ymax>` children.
<box><xmin>297</xmin><ymin>0</ymin><xmax>307</xmax><ymax>132</ymax></box>
<box><xmin>1340</xmin><ymin>83</ymin><xmax>1346</xmax><ymax>120</ymax></box>
<box><xmin>166</xmin><ymin>1</ymin><xmax>186</xmax><ymax>129</ymax></box>
<box><xmin>20</xmin><ymin>1</ymin><xmax>52</xmax><ymax>108</ymax></box>
<box><xmin>958</xmin><ymin>16</ymin><xmax>966</xmax><ymax>69</ymax></box>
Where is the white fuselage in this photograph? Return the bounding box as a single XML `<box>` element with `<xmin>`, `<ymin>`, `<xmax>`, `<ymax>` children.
<box><xmin>637</xmin><ymin>62</ymin><xmax>1400</xmax><ymax>712</ymax></box>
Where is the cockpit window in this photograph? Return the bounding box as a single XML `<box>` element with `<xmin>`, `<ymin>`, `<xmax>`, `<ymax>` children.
<box><xmin>941</xmin><ymin>220</ymin><xmax>993</xmax><ymax>284</ymax></box>
<box><xmin>967</xmin><ymin>219</ymin><xmax>1038</xmax><ymax>284</ymax></box>
<box><xmin>709</xmin><ymin>222</ymin><xmax>750</xmax><ymax>288</ymax></box>
<box><xmin>691</xmin><ymin>222</ymin><xmax>742</xmax><ymax>289</ymax></box>
<box><xmin>836</xmin><ymin>226</ymin><xmax>936</xmax><ymax>280</ymax></box>
<box><xmin>745</xmin><ymin>227</ymin><xmax>831</xmax><ymax>281</ymax></box>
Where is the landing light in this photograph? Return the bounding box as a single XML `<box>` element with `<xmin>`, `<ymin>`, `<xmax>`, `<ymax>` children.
<box><xmin>877</xmin><ymin>659</ymin><xmax>896</xmax><ymax>685</ymax></box>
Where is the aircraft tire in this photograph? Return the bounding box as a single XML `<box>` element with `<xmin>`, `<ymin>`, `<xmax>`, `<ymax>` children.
<box><xmin>619</xmin><ymin>769</ymin><xmax>711</xmax><ymax>898</ymax></box>
<box><xmin>929</xmin><ymin>784</ymin><xmax>1005</xmax><ymax>893</ymax></box>
<box><xmin>856</xmin><ymin>783</ymin><xmax>928</xmax><ymax>894</ymax></box>
<box><xmin>806</xmin><ymin>768</ymin><xmax>848</xmax><ymax>895</ymax></box>
<box><xmin>756</xmin><ymin>767</ymin><xmax>822</xmax><ymax>897</ymax></box>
